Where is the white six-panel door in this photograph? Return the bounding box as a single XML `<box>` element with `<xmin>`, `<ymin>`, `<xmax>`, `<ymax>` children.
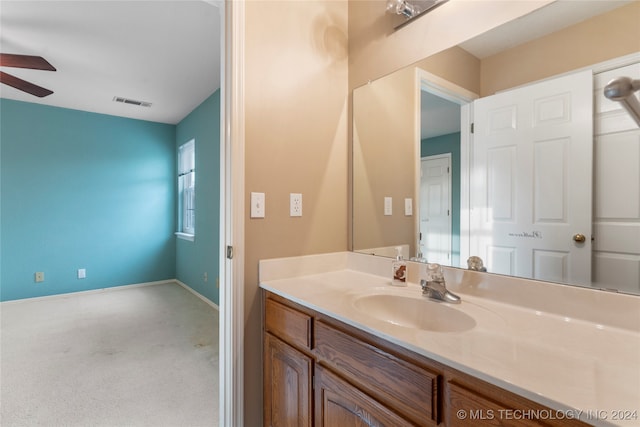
<box><xmin>470</xmin><ymin>70</ymin><xmax>593</xmax><ymax>285</ymax></box>
<box><xmin>420</xmin><ymin>155</ymin><xmax>452</xmax><ymax>264</ymax></box>
<box><xmin>593</xmin><ymin>62</ymin><xmax>640</xmax><ymax>293</ymax></box>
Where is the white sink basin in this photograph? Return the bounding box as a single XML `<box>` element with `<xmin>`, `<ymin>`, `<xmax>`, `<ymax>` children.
<box><xmin>352</xmin><ymin>294</ymin><xmax>476</xmax><ymax>333</ymax></box>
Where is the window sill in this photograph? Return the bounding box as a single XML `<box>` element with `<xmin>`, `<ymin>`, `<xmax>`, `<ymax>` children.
<box><xmin>175</xmin><ymin>232</ymin><xmax>195</xmax><ymax>242</ymax></box>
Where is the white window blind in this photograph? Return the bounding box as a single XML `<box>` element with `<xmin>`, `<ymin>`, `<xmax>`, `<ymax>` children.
<box><xmin>179</xmin><ymin>140</ymin><xmax>195</xmax><ymax>235</ymax></box>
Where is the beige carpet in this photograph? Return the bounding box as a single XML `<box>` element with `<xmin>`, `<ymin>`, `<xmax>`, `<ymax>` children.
<box><xmin>0</xmin><ymin>282</ymin><xmax>219</xmax><ymax>427</ymax></box>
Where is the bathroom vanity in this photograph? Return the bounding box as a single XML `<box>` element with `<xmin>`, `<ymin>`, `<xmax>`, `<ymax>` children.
<box><xmin>260</xmin><ymin>252</ymin><xmax>640</xmax><ymax>427</ymax></box>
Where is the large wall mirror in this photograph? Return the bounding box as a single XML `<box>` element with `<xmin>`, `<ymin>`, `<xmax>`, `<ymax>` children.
<box><xmin>352</xmin><ymin>0</ymin><xmax>640</xmax><ymax>295</ymax></box>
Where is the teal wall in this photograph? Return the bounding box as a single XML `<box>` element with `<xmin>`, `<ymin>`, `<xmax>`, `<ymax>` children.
<box><xmin>175</xmin><ymin>90</ymin><xmax>220</xmax><ymax>305</ymax></box>
<box><xmin>0</xmin><ymin>99</ymin><xmax>177</xmax><ymax>301</ymax></box>
<box><xmin>421</xmin><ymin>132</ymin><xmax>461</xmax><ymax>267</ymax></box>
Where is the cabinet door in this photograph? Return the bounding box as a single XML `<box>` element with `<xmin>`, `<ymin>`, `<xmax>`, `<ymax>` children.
<box><xmin>448</xmin><ymin>382</ymin><xmax>541</xmax><ymax>427</ymax></box>
<box><xmin>447</xmin><ymin>381</ymin><xmax>591</xmax><ymax>427</ymax></box>
<box><xmin>314</xmin><ymin>365</ymin><xmax>414</xmax><ymax>427</ymax></box>
<box><xmin>264</xmin><ymin>333</ymin><xmax>312</xmax><ymax>427</ymax></box>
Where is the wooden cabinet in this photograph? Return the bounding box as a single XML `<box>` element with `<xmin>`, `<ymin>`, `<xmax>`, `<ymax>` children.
<box><xmin>443</xmin><ymin>378</ymin><xmax>590</xmax><ymax>427</ymax></box>
<box><xmin>447</xmin><ymin>381</ymin><xmax>540</xmax><ymax>427</ymax></box>
<box><xmin>263</xmin><ymin>291</ymin><xmax>591</xmax><ymax>427</ymax></box>
<box><xmin>314</xmin><ymin>320</ymin><xmax>439</xmax><ymax>426</ymax></box>
<box><xmin>264</xmin><ymin>333</ymin><xmax>313</xmax><ymax>427</ymax></box>
<box><xmin>265</xmin><ymin>298</ymin><xmax>312</xmax><ymax>351</ymax></box>
<box><xmin>264</xmin><ymin>298</ymin><xmax>314</xmax><ymax>427</ymax></box>
<box><xmin>314</xmin><ymin>365</ymin><xmax>414</xmax><ymax>427</ymax></box>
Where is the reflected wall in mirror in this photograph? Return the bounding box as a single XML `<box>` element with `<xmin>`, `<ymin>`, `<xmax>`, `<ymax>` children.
<box><xmin>352</xmin><ymin>1</ymin><xmax>640</xmax><ymax>294</ymax></box>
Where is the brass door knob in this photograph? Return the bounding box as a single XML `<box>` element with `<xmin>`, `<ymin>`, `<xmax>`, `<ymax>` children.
<box><xmin>573</xmin><ymin>233</ymin><xmax>586</xmax><ymax>243</ymax></box>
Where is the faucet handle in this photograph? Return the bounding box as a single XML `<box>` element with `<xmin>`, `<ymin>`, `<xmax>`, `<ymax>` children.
<box><xmin>421</xmin><ymin>263</ymin><xmax>461</xmax><ymax>303</ymax></box>
<box><xmin>425</xmin><ymin>263</ymin><xmax>444</xmax><ymax>282</ymax></box>
<box><xmin>467</xmin><ymin>256</ymin><xmax>487</xmax><ymax>272</ymax></box>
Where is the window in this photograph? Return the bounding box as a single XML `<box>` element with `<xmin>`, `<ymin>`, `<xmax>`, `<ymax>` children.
<box><xmin>178</xmin><ymin>139</ymin><xmax>195</xmax><ymax>237</ymax></box>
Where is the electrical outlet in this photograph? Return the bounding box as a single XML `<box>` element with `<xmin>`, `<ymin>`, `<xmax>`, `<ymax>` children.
<box><xmin>250</xmin><ymin>192</ymin><xmax>265</xmax><ymax>218</ymax></box>
<box><xmin>290</xmin><ymin>193</ymin><xmax>302</xmax><ymax>217</ymax></box>
<box><xmin>78</xmin><ymin>268</ymin><xmax>86</xmax><ymax>279</ymax></box>
<box><xmin>384</xmin><ymin>197</ymin><xmax>393</xmax><ymax>216</ymax></box>
<box><xmin>204</xmin><ymin>272</ymin><xmax>208</xmax><ymax>282</ymax></box>
<box><xmin>35</xmin><ymin>272</ymin><xmax>45</xmax><ymax>282</ymax></box>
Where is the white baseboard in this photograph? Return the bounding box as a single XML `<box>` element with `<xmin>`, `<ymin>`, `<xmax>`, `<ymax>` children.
<box><xmin>0</xmin><ymin>279</ymin><xmax>175</xmax><ymax>305</ymax></box>
<box><xmin>1</xmin><ymin>279</ymin><xmax>219</xmax><ymax>310</ymax></box>
<box><xmin>175</xmin><ymin>279</ymin><xmax>220</xmax><ymax>311</ymax></box>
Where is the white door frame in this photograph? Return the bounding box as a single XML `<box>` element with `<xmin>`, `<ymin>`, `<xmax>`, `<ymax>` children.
<box><xmin>417</xmin><ymin>69</ymin><xmax>478</xmax><ymax>266</ymax></box>
<box><xmin>219</xmin><ymin>1</ymin><xmax>244</xmax><ymax>426</ymax></box>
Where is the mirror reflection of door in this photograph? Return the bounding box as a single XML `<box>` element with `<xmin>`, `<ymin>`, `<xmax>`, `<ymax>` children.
<box><xmin>420</xmin><ymin>155</ymin><xmax>451</xmax><ymax>264</ymax></box>
<box><xmin>417</xmin><ymin>59</ymin><xmax>638</xmax><ymax>291</ymax></box>
<box><xmin>593</xmin><ymin>62</ymin><xmax>640</xmax><ymax>293</ymax></box>
<box><xmin>471</xmin><ymin>69</ymin><xmax>593</xmax><ymax>285</ymax></box>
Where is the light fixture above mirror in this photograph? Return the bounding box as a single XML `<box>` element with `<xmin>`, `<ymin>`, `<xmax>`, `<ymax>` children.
<box><xmin>386</xmin><ymin>0</ymin><xmax>449</xmax><ymax>29</ymax></box>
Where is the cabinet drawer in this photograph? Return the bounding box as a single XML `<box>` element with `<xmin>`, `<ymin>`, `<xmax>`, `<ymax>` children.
<box><xmin>265</xmin><ymin>298</ymin><xmax>312</xmax><ymax>350</ymax></box>
<box><xmin>314</xmin><ymin>320</ymin><xmax>439</xmax><ymax>427</ymax></box>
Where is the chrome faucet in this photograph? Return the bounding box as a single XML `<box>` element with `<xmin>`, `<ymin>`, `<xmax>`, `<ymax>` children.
<box><xmin>420</xmin><ymin>263</ymin><xmax>461</xmax><ymax>304</ymax></box>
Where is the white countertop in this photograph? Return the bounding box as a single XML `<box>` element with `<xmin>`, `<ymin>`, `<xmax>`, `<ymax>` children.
<box><xmin>259</xmin><ymin>252</ymin><xmax>640</xmax><ymax>427</ymax></box>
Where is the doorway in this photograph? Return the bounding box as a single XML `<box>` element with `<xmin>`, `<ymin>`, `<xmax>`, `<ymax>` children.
<box><xmin>418</xmin><ymin>70</ymin><xmax>477</xmax><ymax>267</ymax></box>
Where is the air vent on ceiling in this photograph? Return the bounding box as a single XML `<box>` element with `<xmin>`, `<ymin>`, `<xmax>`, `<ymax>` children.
<box><xmin>113</xmin><ymin>96</ymin><xmax>152</xmax><ymax>107</ymax></box>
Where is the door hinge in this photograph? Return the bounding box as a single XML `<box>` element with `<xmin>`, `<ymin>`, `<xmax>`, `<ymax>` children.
<box><xmin>226</xmin><ymin>245</ymin><xmax>234</xmax><ymax>259</ymax></box>
<box><xmin>447</xmin><ymin>166</ymin><xmax>450</xmax><ymax>173</ymax></box>
<box><xmin>470</xmin><ymin>122</ymin><xmax>475</xmax><ymax>133</ymax></box>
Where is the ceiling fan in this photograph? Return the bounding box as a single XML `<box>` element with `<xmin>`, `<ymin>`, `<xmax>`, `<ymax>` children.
<box><xmin>0</xmin><ymin>53</ymin><xmax>56</xmax><ymax>97</ymax></box>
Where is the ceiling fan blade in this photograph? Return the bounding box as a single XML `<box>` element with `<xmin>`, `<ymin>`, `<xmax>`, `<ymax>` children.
<box><xmin>0</xmin><ymin>71</ymin><xmax>54</xmax><ymax>97</ymax></box>
<box><xmin>0</xmin><ymin>54</ymin><xmax>56</xmax><ymax>71</ymax></box>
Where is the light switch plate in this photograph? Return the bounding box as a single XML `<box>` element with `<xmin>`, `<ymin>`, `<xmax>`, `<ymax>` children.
<box><xmin>404</xmin><ymin>198</ymin><xmax>413</xmax><ymax>216</ymax></box>
<box><xmin>78</xmin><ymin>268</ymin><xmax>86</xmax><ymax>279</ymax></box>
<box><xmin>251</xmin><ymin>192</ymin><xmax>265</xmax><ymax>218</ymax></box>
<box><xmin>384</xmin><ymin>197</ymin><xmax>392</xmax><ymax>216</ymax></box>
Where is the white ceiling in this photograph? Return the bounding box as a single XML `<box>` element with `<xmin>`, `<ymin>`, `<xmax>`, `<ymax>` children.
<box><xmin>1</xmin><ymin>1</ymin><xmax>630</xmax><ymax>128</ymax></box>
<box><xmin>0</xmin><ymin>1</ymin><xmax>221</xmax><ymax>125</ymax></box>
<box><xmin>421</xmin><ymin>91</ymin><xmax>460</xmax><ymax>140</ymax></box>
<box><xmin>459</xmin><ymin>0</ymin><xmax>633</xmax><ymax>59</ymax></box>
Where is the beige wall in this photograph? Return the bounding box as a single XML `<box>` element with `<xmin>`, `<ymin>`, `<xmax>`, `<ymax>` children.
<box><xmin>414</xmin><ymin>46</ymin><xmax>481</xmax><ymax>95</ymax></box>
<box><xmin>348</xmin><ymin>0</ymin><xmax>552</xmax><ymax>90</ymax></box>
<box><xmin>480</xmin><ymin>1</ymin><xmax>640</xmax><ymax>96</ymax></box>
<box><xmin>353</xmin><ymin>66</ymin><xmax>419</xmax><ymax>255</ymax></box>
<box><xmin>243</xmin><ymin>1</ymin><xmax>349</xmax><ymax>424</ymax></box>
<box><xmin>240</xmin><ymin>0</ymin><xmax>620</xmax><ymax>423</ymax></box>
<box><xmin>348</xmin><ymin>2</ymin><xmax>639</xmax><ymax>97</ymax></box>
